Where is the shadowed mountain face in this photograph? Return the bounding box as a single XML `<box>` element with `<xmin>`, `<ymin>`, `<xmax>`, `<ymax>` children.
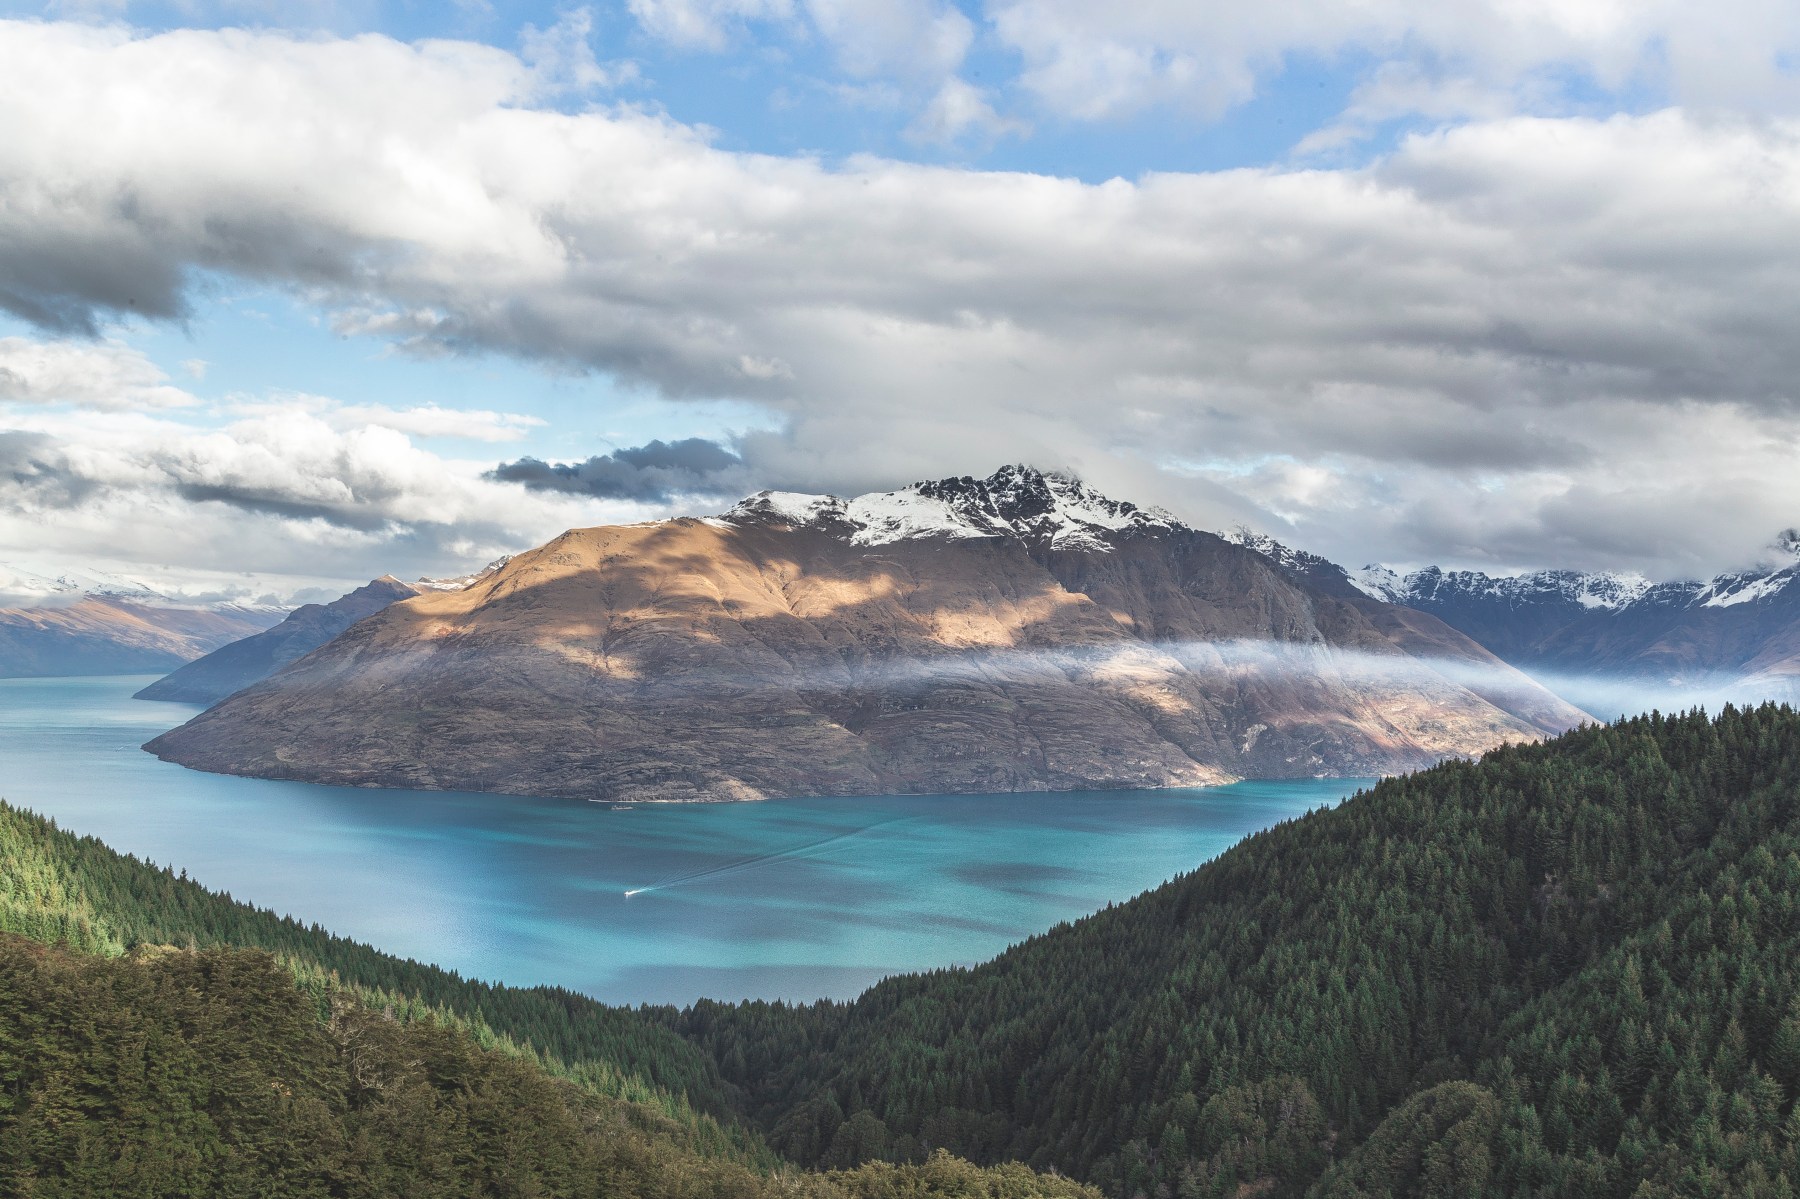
<box><xmin>134</xmin><ymin>577</ymin><xmax>424</xmax><ymax>705</ymax></box>
<box><xmin>146</xmin><ymin>468</ymin><xmax>1584</xmax><ymax>803</ymax></box>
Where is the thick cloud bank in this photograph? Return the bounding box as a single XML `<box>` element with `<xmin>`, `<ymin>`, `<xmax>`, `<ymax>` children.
<box><xmin>4</xmin><ymin>21</ymin><xmax>1800</xmax><ymax>576</ymax></box>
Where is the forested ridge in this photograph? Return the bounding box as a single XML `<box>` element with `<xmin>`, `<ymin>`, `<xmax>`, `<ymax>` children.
<box><xmin>0</xmin><ymin>804</ymin><xmax>1097</xmax><ymax>1197</ymax></box>
<box><xmin>663</xmin><ymin>705</ymin><xmax>1800</xmax><ymax>1197</ymax></box>
<box><xmin>0</xmin><ymin>797</ymin><xmax>749</xmax><ymax>1146</ymax></box>
<box><xmin>0</xmin><ymin>935</ymin><xmax>1100</xmax><ymax>1198</ymax></box>
<box><xmin>11</xmin><ymin>705</ymin><xmax>1800</xmax><ymax>1195</ymax></box>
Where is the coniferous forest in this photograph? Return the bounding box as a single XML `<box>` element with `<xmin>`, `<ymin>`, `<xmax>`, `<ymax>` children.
<box><xmin>9</xmin><ymin>705</ymin><xmax>1800</xmax><ymax>1195</ymax></box>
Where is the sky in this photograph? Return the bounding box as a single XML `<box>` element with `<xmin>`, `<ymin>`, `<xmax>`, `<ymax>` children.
<box><xmin>4</xmin><ymin>2</ymin><xmax>1800</xmax><ymax>600</ymax></box>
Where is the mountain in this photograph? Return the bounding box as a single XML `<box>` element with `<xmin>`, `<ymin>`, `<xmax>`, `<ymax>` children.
<box><xmin>134</xmin><ymin>559</ymin><xmax>511</xmax><ymax>705</ymax></box>
<box><xmin>1343</xmin><ymin>534</ymin><xmax>1800</xmax><ymax>715</ymax></box>
<box><xmin>144</xmin><ymin>466</ymin><xmax>1583</xmax><ymax>803</ymax></box>
<box><xmin>0</xmin><ymin>564</ymin><xmax>285</xmax><ymax>678</ymax></box>
<box><xmin>666</xmin><ymin>704</ymin><xmax>1800</xmax><ymax>1197</ymax></box>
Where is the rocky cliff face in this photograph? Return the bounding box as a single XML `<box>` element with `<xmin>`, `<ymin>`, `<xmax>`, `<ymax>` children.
<box><xmin>145</xmin><ymin>467</ymin><xmax>1585</xmax><ymax>803</ymax></box>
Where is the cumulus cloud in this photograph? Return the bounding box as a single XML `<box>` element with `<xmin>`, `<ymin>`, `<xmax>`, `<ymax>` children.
<box><xmin>906</xmin><ymin>78</ymin><xmax>1027</xmax><ymax>146</ymax></box>
<box><xmin>329</xmin><ymin>403</ymin><xmax>546</xmax><ymax>442</ymax></box>
<box><xmin>0</xmin><ymin>398</ymin><xmax>669</xmax><ymax>595</ymax></box>
<box><xmin>7</xmin><ymin>23</ymin><xmax>1800</xmax><ymax>576</ymax></box>
<box><xmin>986</xmin><ymin>0</ymin><xmax>1800</xmax><ymax>124</ymax></box>
<box><xmin>0</xmin><ymin>336</ymin><xmax>198</xmax><ymax>410</ymax></box>
<box><xmin>489</xmin><ymin>437</ymin><xmax>752</xmax><ymax>501</ymax></box>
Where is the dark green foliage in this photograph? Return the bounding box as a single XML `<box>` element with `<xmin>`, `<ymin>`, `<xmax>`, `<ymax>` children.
<box><xmin>0</xmin><ymin>795</ymin><xmax>747</xmax><ymax>1146</ymax></box>
<box><xmin>657</xmin><ymin>705</ymin><xmax>1800</xmax><ymax>1196</ymax></box>
<box><xmin>0</xmin><ymin>935</ymin><xmax>1099</xmax><ymax>1199</ymax></box>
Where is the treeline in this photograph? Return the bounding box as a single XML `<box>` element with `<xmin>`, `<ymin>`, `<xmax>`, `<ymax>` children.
<box><xmin>655</xmin><ymin>705</ymin><xmax>1800</xmax><ymax>1196</ymax></box>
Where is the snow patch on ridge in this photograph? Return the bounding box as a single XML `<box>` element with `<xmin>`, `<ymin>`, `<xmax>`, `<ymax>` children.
<box><xmin>1696</xmin><ymin>571</ymin><xmax>1797</xmax><ymax>609</ymax></box>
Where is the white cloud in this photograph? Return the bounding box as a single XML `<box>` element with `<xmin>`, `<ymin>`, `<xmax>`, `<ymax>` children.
<box><xmin>905</xmin><ymin>77</ymin><xmax>1027</xmax><ymax>145</ymax></box>
<box><xmin>330</xmin><ymin>403</ymin><xmax>547</xmax><ymax>442</ymax></box>
<box><xmin>0</xmin><ymin>399</ymin><xmax>661</xmax><ymax>591</ymax></box>
<box><xmin>7</xmin><ymin>23</ymin><xmax>1800</xmax><ymax>577</ymax></box>
<box><xmin>985</xmin><ymin>0</ymin><xmax>1800</xmax><ymax>124</ymax></box>
<box><xmin>518</xmin><ymin>6</ymin><xmax>638</xmax><ymax>95</ymax></box>
<box><xmin>803</xmin><ymin>0</ymin><xmax>973</xmax><ymax>80</ymax></box>
<box><xmin>626</xmin><ymin>0</ymin><xmax>795</xmax><ymax>51</ymax></box>
<box><xmin>0</xmin><ymin>336</ymin><xmax>198</xmax><ymax>410</ymax></box>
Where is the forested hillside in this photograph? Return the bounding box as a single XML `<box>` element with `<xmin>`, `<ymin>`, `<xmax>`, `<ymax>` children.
<box><xmin>0</xmin><ymin>798</ymin><xmax>746</xmax><ymax>1142</ymax></box>
<box><xmin>0</xmin><ymin>805</ymin><xmax>1096</xmax><ymax>1198</ymax></box>
<box><xmin>663</xmin><ymin>706</ymin><xmax>1800</xmax><ymax>1197</ymax></box>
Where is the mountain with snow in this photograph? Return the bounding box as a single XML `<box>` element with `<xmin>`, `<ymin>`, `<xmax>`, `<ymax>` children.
<box><xmin>0</xmin><ymin>563</ymin><xmax>295</xmax><ymax>614</ymax></box>
<box><xmin>146</xmin><ymin>465</ymin><xmax>1584</xmax><ymax>804</ymax></box>
<box><xmin>410</xmin><ymin>557</ymin><xmax>513</xmax><ymax>593</ymax></box>
<box><xmin>1228</xmin><ymin>529</ymin><xmax>1800</xmax><ymax>716</ymax></box>
<box><xmin>0</xmin><ymin>565</ymin><xmax>287</xmax><ymax>679</ymax></box>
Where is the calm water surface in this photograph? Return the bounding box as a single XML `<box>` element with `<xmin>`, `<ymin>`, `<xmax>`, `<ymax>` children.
<box><xmin>0</xmin><ymin>675</ymin><xmax>1372</xmax><ymax>1006</ymax></box>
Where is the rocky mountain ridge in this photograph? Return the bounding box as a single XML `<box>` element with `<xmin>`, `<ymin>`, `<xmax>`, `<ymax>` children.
<box><xmin>720</xmin><ymin>465</ymin><xmax>1182</xmax><ymax>552</ymax></box>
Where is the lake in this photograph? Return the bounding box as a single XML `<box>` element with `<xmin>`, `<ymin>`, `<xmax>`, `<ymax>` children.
<box><xmin>0</xmin><ymin>675</ymin><xmax>1372</xmax><ymax>1006</ymax></box>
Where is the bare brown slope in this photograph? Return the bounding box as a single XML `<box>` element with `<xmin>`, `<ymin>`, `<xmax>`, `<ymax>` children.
<box><xmin>146</xmin><ymin>519</ymin><xmax>1582</xmax><ymax>802</ymax></box>
<box><xmin>0</xmin><ymin>599</ymin><xmax>283</xmax><ymax>678</ymax></box>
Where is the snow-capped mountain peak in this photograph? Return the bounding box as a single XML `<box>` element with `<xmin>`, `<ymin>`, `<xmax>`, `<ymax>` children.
<box><xmin>721</xmin><ymin>465</ymin><xmax>1185</xmax><ymax>552</ymax></box>
<box><xmin>0</xmin><ymin>563</ymin><xmax>293</xmax><ymax>614</ymax></box>
<box><xmin>1347</xmin><ymin>564</ymin><xmax>1404</xmax><ymax>602</ymax></box>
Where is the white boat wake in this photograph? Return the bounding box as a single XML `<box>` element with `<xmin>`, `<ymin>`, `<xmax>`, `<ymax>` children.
<box><xmin>622</xmin><ymin>817</ymin><xmax>912</xmax><ymax>898</ymax></box>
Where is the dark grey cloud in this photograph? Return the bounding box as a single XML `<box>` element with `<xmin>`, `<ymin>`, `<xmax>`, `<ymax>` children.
<box><xmin>173</xmin><ymin>481</ymin><xmax>395</xmax><ymax>531</ymax></box>
<box><xmin>488</xmin><ymin>438</ymin><xmax>753</xmax><ymax>502</ymax></box>
<box><xmin>0</xmin><ymin>430</ymin><xmax>99</xmax><ymax>507</ymax></box>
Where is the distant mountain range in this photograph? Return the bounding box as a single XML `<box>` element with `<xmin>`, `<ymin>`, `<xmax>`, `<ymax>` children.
<box><xmin>0</xmin><ymin>565</ymin><xmax>286</xmax><ymax>679</ymax></box>
<box><xmin>1225</xmin><ymin>528</ymin><xmax>1800</xmax><ymax>717</ymax></box>
<box><xmin>132</xmin><ymin>576</ymin><xmax>424</xmax><ymax>704</ymax></box>
<box><xmin>143</xmin><ymin>466</ymin><xmax>1580</xmax><ymax>802</ymax></box>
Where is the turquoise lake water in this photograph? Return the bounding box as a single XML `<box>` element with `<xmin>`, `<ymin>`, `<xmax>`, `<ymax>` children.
<box><xmin>0</xmin><ymin>675</ymin><xmax>1372</xmax><ymax>1006</ymax></box>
